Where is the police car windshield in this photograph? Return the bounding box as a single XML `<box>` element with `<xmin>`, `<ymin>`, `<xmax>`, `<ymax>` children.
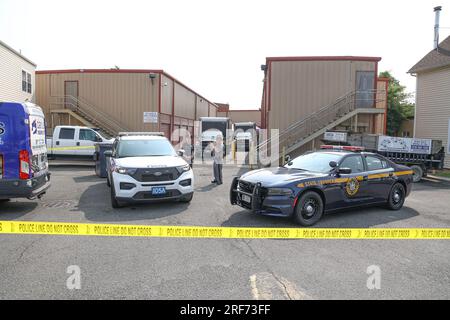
<box><xmin>117</xmin><ymin>139</ymin><xmax>176</xmax><ymax>158</ymax></box>
<box><xmin>286</xmin><ymin>152</ymin><xmax>343</xmax><ymax>173</ymax></box>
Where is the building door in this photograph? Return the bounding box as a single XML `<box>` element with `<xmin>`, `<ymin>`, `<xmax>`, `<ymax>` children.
<box><xmin>64</xmin><ymin>81</ymin><xmax>78</xmax><ymax>110</ymax></box>
<box><xmin>356</xmin><ymin>71</ymin><xmax>375</xmax><ymax>108</ymax></box>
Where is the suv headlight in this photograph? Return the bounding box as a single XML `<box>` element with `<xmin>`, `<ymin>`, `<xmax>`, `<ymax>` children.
<box><xmin>176</xmin><ymin>164</ymin><xmax>191</xmax><ymax>174</ymax></box>
<box><xmin>266</xmin><ymin>188</ymin><xmax>292</xmax><ymax>196</ymax></box>
<box><xmin>114</xmin><ymin>166</ymin><xmax>137</xmax><ymax>175</ymax></box>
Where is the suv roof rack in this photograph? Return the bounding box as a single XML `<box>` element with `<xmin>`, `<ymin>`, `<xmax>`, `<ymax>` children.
<box><xmin>320</xmin><ymin>145</ymin><xmax>365</xmax><ymax>152</ymax></box>
<box><xmin>118</xmin><ymin>132</ymin><xmax>165</xmax><ymax>137</ymax></box>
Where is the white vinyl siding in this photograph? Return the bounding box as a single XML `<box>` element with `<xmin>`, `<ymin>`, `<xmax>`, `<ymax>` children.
<box><xmin>0</xmin><ymin>42</ymin><xmax>36</xmax><ymax>103</ymax></box>
<box><xmin>414</xmin><ymin>66</ymin><xmax>450</xmax><ymax>168</ymax></box>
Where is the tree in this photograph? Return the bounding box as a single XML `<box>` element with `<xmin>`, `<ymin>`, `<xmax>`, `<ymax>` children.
<box><xmin>379</xmin><ymin>71</ymin><xmax>415</xmax><ymax>136</ymax></box>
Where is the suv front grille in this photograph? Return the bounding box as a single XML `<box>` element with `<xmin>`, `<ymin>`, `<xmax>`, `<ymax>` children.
<box><xmin>238</xmin><ymin>180</ymin><xmax>255</xmax><ymax>194</ymax></box>
<box><xmin>131</xmin><ymin>167</ymin><xmax>181</xmax><ymax>182</ymax></box>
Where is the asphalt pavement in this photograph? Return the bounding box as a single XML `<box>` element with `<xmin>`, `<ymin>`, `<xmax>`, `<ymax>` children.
<box><xmin>0</xmin><ymin>164</ymin><xmax>449</xmax><ymax>299</ymax></box>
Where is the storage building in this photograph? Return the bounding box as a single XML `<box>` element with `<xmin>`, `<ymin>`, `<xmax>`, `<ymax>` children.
<box><xmin>260</xmin><ymin>56</ymin><xmax>388</xmax><ymax>157</ymax></box>
<box><xmin>35</xmin><ymin>69</ymin><xmax>218</xmax><ymax>143</ymax></box>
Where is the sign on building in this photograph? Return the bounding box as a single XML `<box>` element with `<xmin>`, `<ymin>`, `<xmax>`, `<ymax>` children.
<box><xmin>143</xmin><ymin>112</ymin><xmax>158</xmax><ymax>124</ymax></box>
<box><xmin>377</xmin><ymin>135</ymin><xmax>432</xmax><ymax>155</ymax></box>
<box><xmin>324</xmin><ymin>131</ymin><xmax>347</xmax><ymax>142</ymax></box>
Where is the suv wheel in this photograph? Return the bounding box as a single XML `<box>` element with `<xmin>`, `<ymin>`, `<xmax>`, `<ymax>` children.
<box><xmin>386</xmin><ymin>183</ymin><xmax>405</xmax><ymax>210</ymax></box>
<box><xmin>294</xmin><ymin>191</ymin><xmax>324</xmax><ymax>226</ymax></box>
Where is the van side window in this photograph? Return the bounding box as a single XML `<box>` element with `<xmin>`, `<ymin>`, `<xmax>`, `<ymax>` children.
<box><xmin>366</xmin><ymin>156</ymin><xmax>385</xmax><ymax>171</ymax></box>
<box><xmin>79</xmin><ymin>129</ymin><xmax>97</xmax><ymax>141</ymax></box>
<box><xmin>340</xmin><ymin>155</ymin><xmax>365</xmax><ymax>173</ymax></box>
<box><xmin>59</xmin><ymin>128</ymin><xmax>75</xmax><ymax>140</ymax></box>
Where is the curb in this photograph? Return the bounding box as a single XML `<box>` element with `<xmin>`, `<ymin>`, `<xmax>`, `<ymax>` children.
<box><xmin>426</xmin><ymin>174</ymin><xmax>450</xmax><ymax>183</ymax></box>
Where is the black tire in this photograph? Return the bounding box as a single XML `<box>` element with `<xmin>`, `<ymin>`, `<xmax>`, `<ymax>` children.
<box><xmin>410</xmin><ymin>165</ymin><xmax>423</xmax><ymax>183</ymax></box>
<box><xmin>386</xmin><ymin>183</ymin><xmax>405</xmax><ymax>210</ymax></box>
<box><xmin>179</xmin><ymin>193</ymin><xmax>193</xmax><ymax>203</ymax></box>
<box><xmin>293</xmin><ymin>191</ymin><xmax>324</xmax><ymax>226</ymax></box>
<box><xmin>0</xmin><ymin>199</ymin><xmax>10</xmax><ymax>203</ymax></box>
<box><xmin>106</xmin><ymin>174</ymin><xmax>111</xmax><ymax>187</ymax></box>
<box><xmin>110</xmin><ymin>181</ymin><xmax>124</xmax><ymax>208</ymax></box>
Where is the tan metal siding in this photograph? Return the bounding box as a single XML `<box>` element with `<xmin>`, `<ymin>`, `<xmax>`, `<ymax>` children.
<box><xmin>174</xmin><ymin>82</ymin><xmax>195</xmax><ymax>119</ymax></box>
<box><xmin>209</xmin><ymin>104</ymin><xmax>216</xmax><ymax>117</ymax></box>
<box><xmin>415</xmin><ymin>66</ymin><xmax>450</xmax><ymax>168</ymax></box>
<box><xmin>160</xmin><ymin>74</ymin><xmax>173</xmax><ymax>115</ymax></box>
<box><xmin>36</xmin><ymin>72</ymin><xmax>159</xmax><ymax>132</ymax></box>
<box><xmin>0</xmin><ymin>43</ymin><xmax>36</xmax><ymax>102</ymax></box>
<box><xmin>228</xmin><ymin>110</ymin><xmax>261</xmax><ymax>126</ymax></box>
<box><xmin>196</xmin><ymin>97</ymin><xmax>209</xmax><ymax>118</ymax></box>
<box><xmin>268</xmin><ymin>60</ymin><xmax>376</xmax><ymax>132</ymax></box>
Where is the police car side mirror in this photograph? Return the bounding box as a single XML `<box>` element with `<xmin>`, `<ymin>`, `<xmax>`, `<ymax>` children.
<box><xmin>338</xmin><ymin>167</ymin><xmax>352</xmax><ymax>175</ymax></box>
<box><xmin>104</xmin><ymin>150</ymin><xmax>112</xmax><ymax>157</ymax></box>
<box><xmin>285</xmin><ymin>155</ymin><xmax>291</xmax><ymax>163</ymax></box>
<box><xmin>177</xmin><ymin>149</ymin><xmax>185</xmax><ymax>157</ymax></box>
<box><xmin>329</xmin><ymin>161</ymin><xmax>338</xmax><ymax>168</ymax></box>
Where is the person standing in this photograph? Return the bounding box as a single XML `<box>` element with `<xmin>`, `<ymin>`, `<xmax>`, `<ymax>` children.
<box><xmin>211</xmin><ymin>135</ymin><xmax>224</xmax><ymax>185</ymax></box>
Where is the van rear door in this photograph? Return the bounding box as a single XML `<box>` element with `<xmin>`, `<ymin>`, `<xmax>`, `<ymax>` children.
<box><xmin>28</xmin><ymin>113</ymin><xmax>48</xmax><ymax>174</ymax></box>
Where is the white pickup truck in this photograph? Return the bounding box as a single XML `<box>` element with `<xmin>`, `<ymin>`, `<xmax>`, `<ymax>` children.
<box><xmin>47</xmin><ymin>125</ymin><xmax>113</xmax><ymax>158</ymax></box>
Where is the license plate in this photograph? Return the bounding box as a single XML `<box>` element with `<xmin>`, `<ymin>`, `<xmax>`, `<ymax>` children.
<box><xmin>241</xmin><ymin>194</ymin><xmax>251</xmax><ymax>203</ymax></box>
<box><xmin>152</xmin><ymin>187</ymin><xmax>166</xmax><ymax>195</ymax></box>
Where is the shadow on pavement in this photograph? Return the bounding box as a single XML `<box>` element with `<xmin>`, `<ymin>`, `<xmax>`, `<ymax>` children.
<box><xmin>77</xmin><ymin>182</ymin><xmax>191</xmax><ymax>222</ymax></box>
<box><xmin>0</xmin><ymin>200</ymin><xmax>39</xmax><ymax>220</ymax></box>
<box><xmin>222</xmin><ymin>205</ymin><xmax>420</xmax><ymax>229</ymax></box>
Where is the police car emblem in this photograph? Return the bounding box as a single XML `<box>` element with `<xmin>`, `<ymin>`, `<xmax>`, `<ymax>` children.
<box><xmin>345</xmin><ymin>177</ymin><xmax>360</xmax><ymax>196</ymax></box>
<box><xmin>0</xmin><ymin>122</ymin><xmax>5</xmax><ymax>135</ymax></box>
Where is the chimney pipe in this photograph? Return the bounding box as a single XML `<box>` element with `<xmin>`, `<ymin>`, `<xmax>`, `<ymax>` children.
<box><xmin>434</xmin><ymin>6</ymin><xmax>442</xmax><ymax>50</ymax></box>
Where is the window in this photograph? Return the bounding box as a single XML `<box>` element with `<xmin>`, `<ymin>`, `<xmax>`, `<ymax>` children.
<box><xmin>79</xmin><ymin>129</ymin><xmax>97</xmax><ymax>141</ymax></box>
<box><xmin>286</xmin><ymin>152</ymin><xmax>344</xmax><ymax>173</ymax></box>
<box><xmin>59</xmin><ymin>128</ymin><xmax>75</xmax><ymax>140</ymax></box>
<box><xmin>340</xmin><ymin>155</ymin><xmax>365</xmax><ymax>173</ymax></box>
<box><xmin>22</xmin><ymin>70</ymin><xmax>32</xmax><ymax>94</ymax></box>
<box><xmin>365</xmin><ymin>156</ymin><xmax>385</xmax><ymax>171</ymax></box>
<box><xmin>117</xmin><ymin>139</ymin><xmax>176</xmax><ymax>158</ymax></box>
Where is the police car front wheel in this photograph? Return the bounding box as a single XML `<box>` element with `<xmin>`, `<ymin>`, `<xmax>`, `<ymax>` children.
<box><xmin>294</xmin><ymin>191</ymin><xmax>324</xmax><ymax>226</ymax></box>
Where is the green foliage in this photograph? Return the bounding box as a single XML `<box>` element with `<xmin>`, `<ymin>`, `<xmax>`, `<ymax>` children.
<box><xmin>379</xmin><ymin>71</ymin><xmax>415</xmax><ymax>136</ymax></box>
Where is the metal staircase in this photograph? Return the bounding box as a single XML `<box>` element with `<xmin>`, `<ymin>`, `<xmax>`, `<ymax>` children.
<box><xmin>257</xmin><ymin>90</ymin><xmax>386</xmax><ymax>161</ymax></box>
<box><xmin>48</xmin><ymin>95</ymin><xmax>130</xmax><ymax>137</ymax></box>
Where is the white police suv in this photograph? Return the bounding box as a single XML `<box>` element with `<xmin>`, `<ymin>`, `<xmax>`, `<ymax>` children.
<box><xmin>106</xmin><ymin>132</ymin><xmax>194</xmax><ymax>208</ymax></box>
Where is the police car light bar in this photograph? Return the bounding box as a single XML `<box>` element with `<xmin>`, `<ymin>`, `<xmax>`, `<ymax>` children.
<box><xmin>320</xmin><ymin>145</ymin><xmax>365</xmax><ymax>151</ymax></box>
<box><xmin>118</xmin><ymin>132</ymin><xmax>165</xmax><ymax>137</ymax></box>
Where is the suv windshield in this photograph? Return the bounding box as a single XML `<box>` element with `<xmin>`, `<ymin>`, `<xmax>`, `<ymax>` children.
<box><xmin>285</xmin><ymin>152</ymin><xmax>343</xmax><ymax>173</ymax></box>
<box><xmin>117</xmin><ymin>139</ymin><xmax>176</xmax><ymax>158</ymax></box>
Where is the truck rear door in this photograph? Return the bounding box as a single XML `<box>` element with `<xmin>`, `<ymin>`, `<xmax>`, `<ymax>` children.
<box><xmin>52</xmin><ymin>127</ymin><xmax>78</xmax><ymax>156</ymax></box>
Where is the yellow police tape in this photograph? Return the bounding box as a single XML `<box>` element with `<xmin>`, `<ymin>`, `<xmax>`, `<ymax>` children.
<box><xmin>48</xmin><ymin>146</ymin><xmax>96</xmax><ymax>151</ymax></box>
<box><xmin>0</xmin><ymin>220</ymin><xmax>449</xmax><ymax>239</ymax></box>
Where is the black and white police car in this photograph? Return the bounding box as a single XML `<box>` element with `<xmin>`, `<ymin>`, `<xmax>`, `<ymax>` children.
<box><xmin>106</xmin><ymin>132</ymin><xmax>194</xmax><ymax>208</ymax></box>
<box><xmin>230</xmin><ymin>145</ymin><xmax>413</xmax><ymax>226</ymax></box>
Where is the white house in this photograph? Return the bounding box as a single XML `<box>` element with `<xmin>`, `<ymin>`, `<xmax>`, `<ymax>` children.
<box><xmin>0</xmin><ymin>39</ymin><xmax>36</xmax><ymax>103</ymax></box>
<box><xmin>409</xmin><ymin>35</ymin><xmax>450</xmax><ymax>169</ymax></box>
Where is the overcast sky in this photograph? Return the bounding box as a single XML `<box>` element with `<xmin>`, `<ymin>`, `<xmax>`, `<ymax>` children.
<box><xmin>1</xmin><ymin>0</ymin><xmax>449</xmax><ymax>109</ymax></box>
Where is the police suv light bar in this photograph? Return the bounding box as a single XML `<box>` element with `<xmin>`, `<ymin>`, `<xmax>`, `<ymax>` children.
<box><xmin>118</xmin><ymin>132</ymin><xmax>165</xmax><ymax>137</ymax></box>
<box><xmin>320</xmin><ymin>145</ymin><xmax>365</xmax><ymax>151</ymax></box>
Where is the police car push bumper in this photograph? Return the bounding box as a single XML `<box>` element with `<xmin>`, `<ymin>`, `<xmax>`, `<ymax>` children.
<box><xmin>112</xmin><ymin>169</ymin><xmax>194</xmax><ymax>202</ymax></box>
<box><xmin>230</xmin><ymin>177</ymin><xmax>295</xmax><ymax>217</ymax></box>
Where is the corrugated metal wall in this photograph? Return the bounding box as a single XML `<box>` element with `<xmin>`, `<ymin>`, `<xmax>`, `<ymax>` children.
<box><xmin>160</xmin><ymin>74</ymin><xmax>173</xmax><ymax>115</ymax></box>
<box><xmin>196</xmin><ymin>97</ymin><xmax>209</xmax><ymax>118</ymax></box>
<box><xmin>415</xmin><ymin>66</ymin><xmax>450</xmax><ymax>168</ymax></box>
<box><xmin>174</xmin><ymin>82</ymin><xmax>196</xmax><ymax>119</ymax></box>
<box><xmin>36</xmin><ymin>72</ymin><xmax>160</xmax><ymax>132</ymax></box>
<box><xmin>268</xmin><ymin>60</ymin><xmax>376</xmax><ymax>132</ymax></box>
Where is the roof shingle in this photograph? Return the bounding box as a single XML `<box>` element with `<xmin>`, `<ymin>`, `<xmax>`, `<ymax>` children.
<box><xmin>408</xmin><ymin>35</ymin><xmax>450</xmax><ymax>73</ymax></box>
